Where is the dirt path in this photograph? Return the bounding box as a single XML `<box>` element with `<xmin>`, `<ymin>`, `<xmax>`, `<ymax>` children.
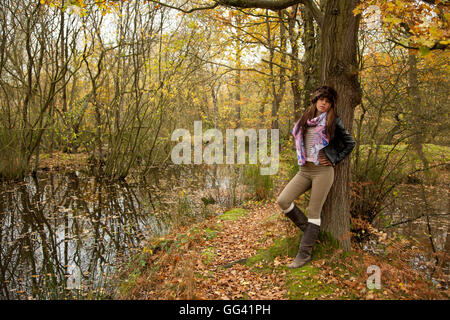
<box><xmin>191</xmin><ymin>203</ymin><xmax>290</xmax><ymax>299</ymax></box>
<box><xmin>122</xmin><ymin>202</ymin><xmax>295</xmax><ymax>299</ymax></box>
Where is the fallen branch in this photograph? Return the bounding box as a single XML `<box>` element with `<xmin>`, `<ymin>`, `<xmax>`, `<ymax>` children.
<box><xmin>220</xmin><ymin>258</ymin><xmax>248</xmax><ymax>268</ymax></box>
<box><xmin>383</xmin><ymin>213</ymin><xmax>449</xmax><ymax>229</ymax></box>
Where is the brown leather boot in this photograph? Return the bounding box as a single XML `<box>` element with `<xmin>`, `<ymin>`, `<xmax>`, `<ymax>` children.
<box><xmin>284</xmin><ymin>204</ymin><xmax>308</xmax><ymax>232</ymax></box>
<box><xmin>288</xmin><ymin>222</ymin><xmax>320</xmax><ymax>268</ymax></box>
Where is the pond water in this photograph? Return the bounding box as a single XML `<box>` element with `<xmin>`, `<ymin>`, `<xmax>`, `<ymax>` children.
<box><xmin>0</xmin><ymin>165</ymin><xmax>246</xmax><ymax>300</ymax></box>
<box><xmin>371</xmin><ymin>183</ymin><xmax>449</xmax><ymax>286</ymax></box>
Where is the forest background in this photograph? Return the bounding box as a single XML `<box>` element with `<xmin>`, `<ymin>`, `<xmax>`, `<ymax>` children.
<box><xmin>0</xmin><ymin>0</ymin><xmax>448</xmax><ymax>300</ymax></box>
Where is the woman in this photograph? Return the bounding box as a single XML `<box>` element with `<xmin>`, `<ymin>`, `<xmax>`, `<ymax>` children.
<box><xmin>276</xmin><ymin>85</ymin><xmax>355</xmax><ymax>268</ymax></box>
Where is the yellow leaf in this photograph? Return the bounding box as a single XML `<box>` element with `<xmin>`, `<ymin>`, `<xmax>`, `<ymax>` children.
<box><xmin>353</xmin><ymin>7</ymin><xmax>362</xmax><ymax>15</ymax></box>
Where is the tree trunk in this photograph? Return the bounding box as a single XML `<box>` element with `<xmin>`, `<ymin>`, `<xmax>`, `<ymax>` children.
<box><xmin>300</xmin><ymin>3</ymin><xmax>319</xmax><ymax>117</ymax></box>
<box><xmin>235</xmin><ymin>15</ymin><xmax>242</xmax><ymax>128</ymax></box>
<box><xmin>407</xmin><ymin>50</ymin><xmax>429</xmax><ymax>169</ymax></box>
<box><xmin>267</xmin><ymin>11</ymin><xmax>287</xmax><ymax>130</ymax></box>
<box><xmin>235</xmin><ymin>56</ymin><xmax>241</xmax><ymax>128</ymax></box>
<box><xmin>259</xmin><ymin>90</ymin><xmax>268</xmax><ymax>128</ymax></box>
<box><xmin>286</xmin><ymin>6</ymin><xmax>302</xmax><ymax>121</ymax></box>
<box><xmin>319</xmin><ymin>0</ymin><xmax>362</xmax><ymax>251</ymax></box>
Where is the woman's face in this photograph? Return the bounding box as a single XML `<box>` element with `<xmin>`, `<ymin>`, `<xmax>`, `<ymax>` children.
<box><xmin>316</xmin><ymin>97</ymin><xmax>332</xmax><ymax>114</ymax></box>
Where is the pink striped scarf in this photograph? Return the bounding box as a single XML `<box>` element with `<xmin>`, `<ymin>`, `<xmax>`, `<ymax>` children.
<box><xmin>292</xmin><ymin>112</ymin><xmax>329</xmax><ymax>166</ymax></box>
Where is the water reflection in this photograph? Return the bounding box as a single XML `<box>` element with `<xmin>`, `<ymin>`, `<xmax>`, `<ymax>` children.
<box><xmin>0</xmin><ymin>165</ymin><xmax>242</xmax><ymax>300</ymax></box>
<box><xmin>372</xmin><ymin>184</ymin><xmax>449</xmax><ymax>284</ymax></box>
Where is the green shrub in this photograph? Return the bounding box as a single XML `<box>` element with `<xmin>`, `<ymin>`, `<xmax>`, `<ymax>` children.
<box><xmin>351</xmin><ymin>143</ymin><xmax>449</xmax><ymax>232</ymax></box>
<box><xmin>242</xmin><ymin>164</ymin><xmax>274</xmax><ymax>200</ymax></box>
<box><xmin>0</xmin><ymin>128</ymin><xmax>28</xmax><ymax>180</ymax></box>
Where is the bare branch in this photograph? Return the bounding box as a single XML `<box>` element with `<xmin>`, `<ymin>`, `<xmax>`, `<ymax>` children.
<box><xmin>146</xmin><ymin>0</ymin><xmax>219</xmax><ymax>13</ymax></box>
<box><xmin>146</xmin><ymin>0</ymin><xmax>324</xmax><ymax>24</ymax></box>
<box><xmin>388</xmin><ymin>38</ymin><xmax>449</xmax><ymax>51</ymax></box>
<box><xmin>216</xmin><ymin>0</ymin><xmax>301</xmax><ymax>10</ymax></box>
<box><xmin>217</xmin><ymin>0</ymin><xmax>323</xmax><ymax>23</ymax></box>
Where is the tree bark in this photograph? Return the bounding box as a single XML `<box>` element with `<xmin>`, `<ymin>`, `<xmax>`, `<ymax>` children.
<box><xmin>407</xmin><ymin>50</ymin><xmax>429</xmax><ymax>169</ymax></box>
<box><xmin>235</xmin><ymin>29</ymin><xmax>242</xmax><ymax>128</ymax></box>
<box><xmin>286</xmin><ymin>6</ymin><xmax>303</xmax><ymax>121</ymax></box>
<box><xmin>319</xmin><ymin>0</ymin><xmax>361</xmax><ymax>251</ymax></box>
<box><xmin>300</xmin><ymin>4</ymin><xmax>319</xmax><ymax>117</ymax></box>
<box><xmin>267</xmin><ymin>11</ymin><xmax>287</xmax><ymax>130</ymax></box>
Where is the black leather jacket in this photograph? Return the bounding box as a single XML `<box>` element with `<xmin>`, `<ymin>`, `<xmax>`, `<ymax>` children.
<box><xmin>322</xmin><ymin>117</ymin><xmax>356</xmax><ymax>165</ymax></box>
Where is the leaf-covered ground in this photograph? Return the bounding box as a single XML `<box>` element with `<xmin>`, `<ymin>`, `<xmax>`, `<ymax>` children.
<box><xmin>115</xmin><ymin>202</ymin><xmax>448</xmax><ymax>300</ymax></box>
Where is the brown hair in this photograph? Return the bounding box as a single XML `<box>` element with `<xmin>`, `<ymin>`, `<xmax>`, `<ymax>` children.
<box><xmin>294</xmin><ymin>86</ymin><xmax>338</xmax><ymax>140</ymax></box>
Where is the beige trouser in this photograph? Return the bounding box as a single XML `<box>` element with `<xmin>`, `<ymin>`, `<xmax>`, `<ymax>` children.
<box><xmin>276</xmin><ymin>162</ymin><xmax>334</xmax><ymax>221</ymax></box>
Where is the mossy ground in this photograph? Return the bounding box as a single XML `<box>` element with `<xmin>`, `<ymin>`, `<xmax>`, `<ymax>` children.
<box><xmin>218</xmin><ymin>208</ymin><xmax>248</xmax><ymax>221</ymax></box>
<box><xmin>244</xmin><ymin>232</ymin><xmax>359</xmax><ymax>300</ymax></box>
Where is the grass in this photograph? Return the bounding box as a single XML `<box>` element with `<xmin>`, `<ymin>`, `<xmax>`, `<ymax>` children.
<box><xmin>358</xmin><ymin>143</ymin><xmax>449</xmax><ymax>158</ymax></box>
<box><xmin>204</xmin><ymin>227</ymin><xmax>219</xmax><ymax>240</ymax></box>
<box><xmin>201</xmin><ymin>247</ymin><xmax>217</xmax><ymax>265</ymax></box>
<box><xmin>286</xmin><ymin>265</ymin><xmax>341</xmax><ymax>299</ymax></box>
<box><xmin>218</xmin><ymin>208</ymin><xmax>248</xmax><ymax>221</ymax></box>
<box><xmin>244</xmin><ymin>231</ymin><xmax>360</xmax><ymax>299</ymax></box>
<box><xmin>355</xmin><ymin>143</ymin><xmax>450</xmax><ymax>174</ymax></box>
<box><xmin>246</xmin><ymin>235</ymin><xmax>300</xmax><ymax>266</ymax></box>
